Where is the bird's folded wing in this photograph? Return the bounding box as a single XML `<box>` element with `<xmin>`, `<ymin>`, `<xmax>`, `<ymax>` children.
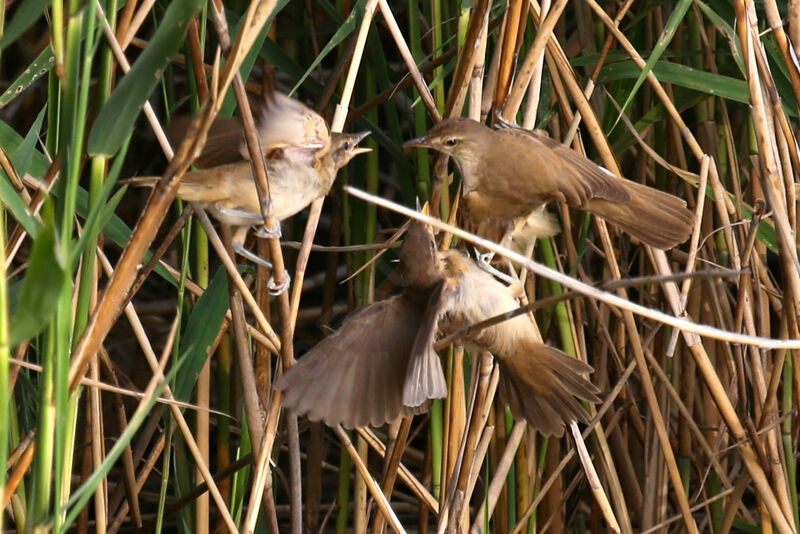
<box><xmin>255</xmin><ymin>92</ymin><xmax>331</xmax><ymax>157</ymax></box>
<box><xmin>494</xmin><ymin>125</ymin><xmax>631</xmax><ymax>206</ymax></box>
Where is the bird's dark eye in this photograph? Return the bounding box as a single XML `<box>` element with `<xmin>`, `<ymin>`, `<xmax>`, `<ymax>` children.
<box><xmin>443</xmin><ymin>137</ymin><xmax>458</xmax><ymax>147</ymax></box>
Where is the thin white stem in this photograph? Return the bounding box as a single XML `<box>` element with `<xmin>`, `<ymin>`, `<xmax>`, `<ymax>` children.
<box><xmin>343</xmin><ymin>185</ymin><xmax>800</xmax><ymax>349</ymax></box>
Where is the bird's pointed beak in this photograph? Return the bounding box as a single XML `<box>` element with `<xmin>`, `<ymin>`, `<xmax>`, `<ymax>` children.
<box><xmin>351</xmin><ymin>146</ymin><xmax>372</xmax><ymax>156</ymax></box>
<box><xmin>403</xmin><ymin>136</ymin><xmax>433</xmax><ymax>150</ymax></box>
<box><xmin>351</xmin><ymin>131</ymin><xmax>372</xmax><ymax>156</ymax></box>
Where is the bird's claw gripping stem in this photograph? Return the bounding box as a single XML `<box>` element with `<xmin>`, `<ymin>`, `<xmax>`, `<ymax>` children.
<box><xmin>254</xmin><ymin>222</ymin><xmax>282</xmax><ymax>240</ymax></box>
<box><xmin>473</xmin><ymin>248</ymin><xmax>519</xmax><ymax>287</ymax></box>
<box><xmin>232</xmin><ymin>243</ymin><xmax>291</xmax><ymax>296</ymax></box>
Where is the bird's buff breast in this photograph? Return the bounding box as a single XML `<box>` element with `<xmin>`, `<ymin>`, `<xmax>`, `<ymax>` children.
<box><xmin>439</xmin><ymin>254</ymin><xmax>530</xmax><ymax>353</ymax></box>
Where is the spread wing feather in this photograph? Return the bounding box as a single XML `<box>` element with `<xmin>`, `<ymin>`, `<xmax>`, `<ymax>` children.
<box><xmin>276</xmin><ymin>296</ymin><xmax>444</xmax><ymax>428</ymax></box>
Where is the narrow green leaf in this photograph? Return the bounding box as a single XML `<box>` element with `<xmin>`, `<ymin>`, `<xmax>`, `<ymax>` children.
<box><xmin>0</xmin><ymin>119</ymin><xmax>49</xmax><ymax>177</ymax></box>
<box><xmin>0</xmin><ymin>0</ymin><xmax>52</xmax><ymax>50</ymax></box>
<box><xmin>70</xmin><ymin>185</ymin><xmax>127</xmax><ymax>270</ymax></box>
<box><xmin>62</xmin><ymin>359</ymin><xmax>183</xmax><ymax>530</ymax></box>
<box><xmin>694</xmin><ymin>0</ymin><xmax>744</xmax><ymax>75</ymax></box>
<box><xmin>11</xmin><ymin>105</ymin><xmax>47</xmax><ymax>178</ymax></box>
<box><xmin>600</xmin><ymin>60</ymin><xmax>749</xmax><ymax>105</ymax></box>
<box><xmin>0</xmin><ymin>46</ymin><xmax>55</xmax><ymax>108</ymax></box>
<box><xmin>88</xmin><ymin>0</ymin><xmax>204</xmax><ymax>156</ymax></box>
<box><xmin>0</xmin><ymin>173</ymin><xmax>40</xmax><ymax>238</ymax></box>
<box><xmin>614</xmin><ymin>0</ymin><xmax>693</xmax><ymax>126</ymax></box>
<box><xmin>220</xmin><ymin>0</ymin><xmax>289</xmax><ymax>116</ymax></box>
<box><xmin>9</xmin><ymin>202</ymin><xmax>67</xmax><ymax>346</ymax></box>
<box><xmin>173</xmin><ymin>267</ymin><xmax>230</xmax><ymax>403</ymax></box>
<box><xmin>290</xmin><ymin>0</ymin><xmax>367</xmax><ymax>95</ymax></box>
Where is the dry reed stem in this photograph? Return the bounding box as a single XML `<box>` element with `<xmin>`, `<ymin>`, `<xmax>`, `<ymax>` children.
<box><xmin>96</xmin><ymin>250</ymin><xmax>238</xmax><ymax>533</ymax></box>
<box><xmin>641</xmin><ymin>348</ymin><xmax>733</xmax><ymax>488</ymax></box>
<box><xmin>356</xmin><ymin>427</ymin><xmax>439</xmax><ymax>513</ymax></box>
<box><xmin>570</xmin><ymin>421</ymin><xmax>620</xmax><ymax>532</ymax></box>
<box><xmin>510</xmin><ymin>40</ymin><xmax>693</xmax><ymax>534</ymax></box>
<box><xmin>464</xmin><ymin>423</ymin><xmax>495</xmax><ymax>512</ymax></box>
<box><xmin>107</xmin><ymin>434</ymin><xmax>166</xmax><ymax>533</ymax></box>
<box><xmin>470</xmin><ymin>420</ymin><xmax>525</xmax><ymax>533</ymax></box>
<box><xmin>88</xmin><ymin>358</ymin><xmax>108</xmax><ymax>533</ymax></box>
<box><xmin>193</xmin><ymin>207</ymin><xmax>281</xmax><ymax>349</ymax></box>
<box><xmin>502</xmin><ymin>0</ymin><xmax>568</xmax><ymax>118</ymax></box>
<box><xmin>243</xmin><ymin>386</ymin><xmax>282</xmax><ymax>533</ymax></box>
<box><xmin>202</xmin><ymin>7</ymin><xmax>303</xmax><ymax>524</ymax></box>
<box><xmin>497</xmin><ymin>3</ymin><xmax>797</xmax><ymax>524</ymax></box>
<box><xmin>531</xmin><ymin>41</ymin><xmax>692</xmax><ymax>534</ymax></box>
<box><xmin>6</xmin><ymin>161</ymin><xmax>61</xmax><ymax>268</ymax></box>
<box><xmin>354</xmin><ymin>436</ymin><xmax>369</xmax><ymax>533</ymax></box>
<box><xmin>98</xmin><ymin>348</ymin><xmax>141</xmax><ymax>529</ymax></box>
<box><xmin>444</xmin><ymin>0</ymin><xmax>491</xmax><ymax>118</ymax></box>
<box><xmin>437</xmin><ymin>357</ymin><xmax>499</xmax><ymax>534</ymax></box>
<box><xmin>494</xmin><ymin>0</ymin><xmax>525</xmax><ymax>114</ymax></box>
<box><xmin>117</xmin><ymin>0</ymin><xmax>156</xmax><ymax>49</ymax></box>
<box><xmin>333</xmin><ymin>426</ymin><xmax>407</xmax><ymax>534</ymax></box>
<box><xmin>378</xmin><ymin>0</ymin><xmax>440</xmax><ymax>121</ymax></box>
<box><xmin>289</xmin><ymin>0</ymin><xmax>378</xmax><ymax>331</ymax></box>
<box><xmin>370</xmin><ymin>416</ymin><xmax>414</xmax><ymax>534</ymax></box>
<box><xmin>468</xmin><ymin>10</ymin><xmax>489</xmax><ymax>121</ymax></box>
<box><xmin>508</xmin><ymin>360</ymin><xmax>638</xmax><ymax>534</ymax></box>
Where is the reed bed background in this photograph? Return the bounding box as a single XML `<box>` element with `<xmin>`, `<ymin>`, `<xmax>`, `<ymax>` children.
<box><xmin>3</xmin><ymin>0</ymin><xmax>800</xmax><ymax>532</ymax></box>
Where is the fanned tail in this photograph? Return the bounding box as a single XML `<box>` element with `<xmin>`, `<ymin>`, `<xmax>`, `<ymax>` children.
<box><xmin>497</xmin><ymin>341</ymin><xmax>600</xmax><ymax>436</ymax></box>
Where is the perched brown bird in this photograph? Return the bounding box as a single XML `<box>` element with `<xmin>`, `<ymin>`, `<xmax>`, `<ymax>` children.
<box><xmin>127</xmin><ymin>131</ymin><xmax>370</xmax><ymax>229</ymax></box>
<box><xmin>405</xmin><ymin>118</ymin><xmax>694</xmax><ymax>250</ymax></box>
<box><xmin>130</xmin><ymin>91</ymin><xmax>370</xmax><ymax>241</ymax></box>
<box><xmin>277</xmin><ymin>220</ymin><xmax>600</xmax><ymax>435</ymax></box>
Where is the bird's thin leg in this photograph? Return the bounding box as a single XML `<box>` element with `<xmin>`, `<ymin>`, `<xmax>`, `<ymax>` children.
<box><xmin>232</xmin><ymin>243</ymin><xmax>291</xmax><ymax>296</ymax></box>
<box><xmin>233</xmin><ymin>242</ymin><xmax>273</xmax><ymax>269</ymax></box>
<box><xmin>212</xmin><ymin>205</ymin><xmax>265</xmax><ymax>226</ymax></box>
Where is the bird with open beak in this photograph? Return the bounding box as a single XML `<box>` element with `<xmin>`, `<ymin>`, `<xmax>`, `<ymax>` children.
<box><xmin>128</xmin><ymin>92</ymin><xmax>371</xmax><ymax>242</ymax></box>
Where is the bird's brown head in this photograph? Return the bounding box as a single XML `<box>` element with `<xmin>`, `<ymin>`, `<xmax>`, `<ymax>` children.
<box><xmin>398</xmin><ymin>220</ymin><xmax>442</xmax><ymax>290</ymax></box>
<box><xmin>403</xmin><ymin>118</ymin><xmax>491</xmax><ymax>161</ymax></box>
<box><xmin>330</xmin><ymin>131</ymin><xmax>372</xmax><ymax>169</ymax></box>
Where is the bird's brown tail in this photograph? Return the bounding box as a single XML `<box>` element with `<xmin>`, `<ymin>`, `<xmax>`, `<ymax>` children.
<box><xmin>587</xmin><ymin>180</ymin><xmax>694</xmax><ymax>249</ymax></box>
<box><xmin>497</xmin><ymin>341</ymin><xmax>600</xmax><ymax>436</ymax></box>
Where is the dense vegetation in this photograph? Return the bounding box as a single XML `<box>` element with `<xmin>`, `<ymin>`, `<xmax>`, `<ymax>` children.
<box><xmin>3</xmin><ymin>1</ymin><xmax>800</xmax><ymax>533</ymax></box>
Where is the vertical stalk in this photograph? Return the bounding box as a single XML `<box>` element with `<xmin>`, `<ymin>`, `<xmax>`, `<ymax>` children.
<box><xmin>409</xmin><ymin>0</ymin><xmax>431</xmax><ymax>200</ymax></box>
<box><xmin>0</xmin><ymin>208</ymin><xmax>8</xmax><ymax>534</ymax></box>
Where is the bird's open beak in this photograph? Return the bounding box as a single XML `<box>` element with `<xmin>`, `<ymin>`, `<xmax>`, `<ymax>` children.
<box><xmin>352</xmin><ymin>131</ymin><xmax>372</xmax><ymax>155</ymax></box>
<box><xmin>403</xmin><ymin>136</ymin><xmax>433</xmax><ymax>150</ymax></box>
